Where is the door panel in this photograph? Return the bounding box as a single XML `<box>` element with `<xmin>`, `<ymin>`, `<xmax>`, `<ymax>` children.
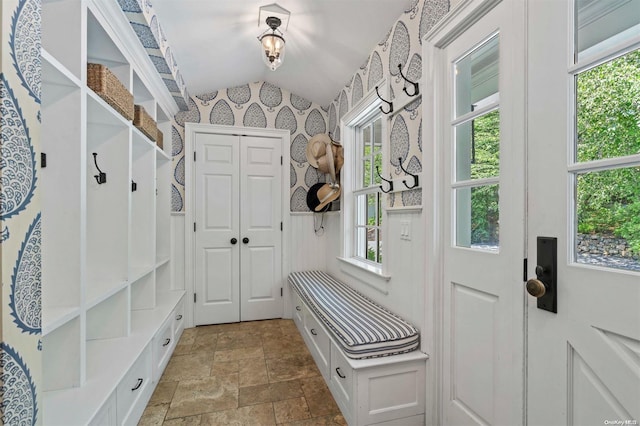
<box><xmin>203</xmin><ymin>248</ymin><xmax>235</xmax><ymax>303</ymax></box>
<box><xmin>194</xmin><ymin>133</ymin><xmax>240</xmax><ymax>325</ymax></box>
<box><xmin>527</xmin><ymin>0</ymin><xmax>640</xmax><ymax>424</ymax></box>
<box><xmin>240</xmin><ymin>135</ymin><xmax>282</xmax><ymax>321</ymax></box>
<box><xmin>438</xmin><ymin>1</ymin><xmax>526</xmax><ymax>425</ymax></box>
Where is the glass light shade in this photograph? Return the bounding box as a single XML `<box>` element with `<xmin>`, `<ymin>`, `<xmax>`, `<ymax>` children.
<box><xmin>260</xmin><ymin>33</ymin><xmax>285</xmax><ymax>71</ymax></box>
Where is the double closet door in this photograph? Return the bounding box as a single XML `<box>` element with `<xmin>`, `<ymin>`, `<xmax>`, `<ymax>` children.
<box><xmin>194</xmin><ymin>129</ymin><xmax>283</xmax><ymax>325</ymax></box>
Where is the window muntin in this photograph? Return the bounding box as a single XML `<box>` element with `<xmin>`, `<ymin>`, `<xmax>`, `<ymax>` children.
<box><xmin>354</xmin><ymin>115</ymin><xmax>383</xmax><ymax>264</ymax></box>
<box><xmin>453</xmin><ymin>34</ymin><xmax>501</xmax><ymax>251</ymax></box>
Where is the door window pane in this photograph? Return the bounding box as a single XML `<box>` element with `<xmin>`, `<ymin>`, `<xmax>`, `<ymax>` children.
<box><xmin>455</xmin><ymin>35</ymin><xmax>499</xmax><ymax>118</ymax></box>
<box><xmin>456</xmin><ymin>184</ymin><xmax>500</xmax><ymax>250</ymax></box>
<box><xmin>456</xmin><ymin>110</ymin><xmax>500</xmax><ymax>181</ymax></box>
<box><xmin>576</xmin><ymin>50</ymin><xmax>640</xmax><ymax>162</ymax></box>
<box><xmin>576</xmin><ymin>0</ymin><xmax>640</xmax><ymax>60</ymax></box>
<box><xmin>575</xmin><ymin>167</ymin><xmax>640</xmax><ymax>271</ymax></box>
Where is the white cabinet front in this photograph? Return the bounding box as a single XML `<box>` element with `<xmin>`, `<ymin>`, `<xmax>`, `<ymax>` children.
<box><xmin>116</xmin><ymin>345</ymin><xmax>153</xmax><ymax>426</ymax></box>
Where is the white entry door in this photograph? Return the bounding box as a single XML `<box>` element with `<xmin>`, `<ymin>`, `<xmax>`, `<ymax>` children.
<box><xmin>193</xmin><ymin>129</ymin><xmax>283</xmax><ymax>325</ymax></box>
<box><xmin>426</xmin><ymin>0</ymin><xmax>526</xmax><ymax>424</ymax></box>
<box><xmin>527</xmin><ymin>1</ymin><xmax>640</xmax><ymax>424</ymax></box>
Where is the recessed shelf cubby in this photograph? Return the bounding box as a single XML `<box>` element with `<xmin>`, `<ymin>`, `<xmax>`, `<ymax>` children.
<box><xmin>41</xmin><ymin>55</ymin><xmax>83</xmax><ymax>332</ymax></box>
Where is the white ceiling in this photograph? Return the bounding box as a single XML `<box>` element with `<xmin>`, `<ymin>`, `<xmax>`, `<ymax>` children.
<box><xmin>152</xmin><ymin>0</ymin><xmax>416</xmax><ymax>107</ymax></box>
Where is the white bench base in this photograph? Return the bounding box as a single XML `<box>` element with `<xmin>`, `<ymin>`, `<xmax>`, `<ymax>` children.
<box><xmin>292</xmin><ymin>289</ymin><xmax>429</xmax><ymax>425</ymax></box>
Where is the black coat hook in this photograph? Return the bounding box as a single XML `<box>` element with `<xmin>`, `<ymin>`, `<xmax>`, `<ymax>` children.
<box><xmin>131</xmin><ymin>180</ymin><xmax>137</xmax><ymax>192</ymax></box>
<box><xmin>92</xmin><ymin>153</ymin><xmax>106</xmax><ymax>184</ymax></box>
<box><xmin>398</xmin><ymin>64</ymin><xmax>419</xmax><ymax>97</ymax></box>
<box><xmin>398</xmin><ymin>157</ymin><xmax>419</xmax><ymax>189</ymax></box>
<box><xmin>376</xmin><ymin>166</ymin><xmax>394</xmax><ymax>193</ymax></box>
<box><xmin>375</xmin><ymin>86</ymin><xmax>393</xmax><ymax>114</ymax></box>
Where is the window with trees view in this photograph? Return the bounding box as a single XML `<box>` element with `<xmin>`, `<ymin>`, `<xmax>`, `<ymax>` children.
<box><xmin>354</xmin><ymin>114</ymin><xmax>383</xmax><ymax>263</ymax></box>
<box><xmin>453</xmin><ymin>34</ymin><xmax>500</xmax><ymax>250</ymax></box>
<box><xmin>572</xmin><ymin>0</ymin><xmax>640</xmax><ymax>271</ymax></box>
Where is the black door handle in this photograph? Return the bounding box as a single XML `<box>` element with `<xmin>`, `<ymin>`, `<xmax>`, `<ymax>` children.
<box><xmin>242</xmin><ymin>237</ymin><xmax>249</xmax><ymax>244</ymax></box>
<box><xmin>230</xmin><ymin>238</ymin><xmax>237</xmax><ymax>245</ymax></box>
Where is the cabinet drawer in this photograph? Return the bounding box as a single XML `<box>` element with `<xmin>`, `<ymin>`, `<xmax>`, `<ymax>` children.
<box><xmin>330</xmin><ymin>344</ymin><xmax>353</xmax><ymax>421</ymax></box>
<box><xmin>153</xmin><ymin>315</ymin><xmax>174</xmax><ymax>382</ymax></box>
<box><xmin>173</xmin><ymin>296</ymin><xmax>185</xmax><ymax>341</ymax></box>
<box><xmin>116</xmin><ymin>345</ymin><xmax>152</xmax><ymax>426</ymax></box>
<box><xmin>292</xmin><ymin>292</ymin><xmax>304</xmax><ymax>328</ymax></box>
<box><xmin>303</xmin><ymin>312</ymin><xmax>331</xmax><ymax>380</ymax></box>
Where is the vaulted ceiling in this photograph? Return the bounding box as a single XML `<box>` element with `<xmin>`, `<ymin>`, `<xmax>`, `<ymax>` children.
<box><xmin>152</xmin><ymin>0</ymin><xmax>416</xmax><ymax>107</ymax></box>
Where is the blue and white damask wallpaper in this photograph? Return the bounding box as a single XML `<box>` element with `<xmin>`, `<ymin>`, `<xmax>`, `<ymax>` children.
<box><xmin>171</xmin><ymin>82</ymin><xmax>329</xmax><ymax>213</ymax></box>
<box><xmin>1</xmin><ymin>0</ymin><xmax>42</xmax><ymax>424</ymax></box>
<box><xmin>170</xmin><ymin>0</ymin><xmax>448</xmax><ymax>212</ymax></box>
<box><xmin>326</xmin><ymin>0</ymin><xmax>449</xmax><ymax>208</ymax></box>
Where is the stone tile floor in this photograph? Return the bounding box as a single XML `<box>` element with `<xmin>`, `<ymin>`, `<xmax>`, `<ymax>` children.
<box><xmin>138</xmin><ymin>319</ymin><xmax>345</xmax><ymax>425</ymax></box>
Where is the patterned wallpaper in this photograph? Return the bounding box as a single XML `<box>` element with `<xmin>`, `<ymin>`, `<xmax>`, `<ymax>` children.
<box><xmin>326</xmin><ymin>0</ymin><xmax>449</xmax><ymax>208</ymax></box>
<box><xmin>118</xmin><ymin>0</ymin><xmax>190</xmax><ymax>111</ymax></box>
<box><xmin>170</xmin><ymin>0</ymin><xmax>448</xmax><ymax>212</ymax></box>
<box><xmin>1</xmin><ymin>0</ymin><xmax>42</xmax><ymax>424</ymax></box>
<box><xmin>171</xmin><ymin>82</ymin><xmax>329</xmax><ymax>212</ymax></box>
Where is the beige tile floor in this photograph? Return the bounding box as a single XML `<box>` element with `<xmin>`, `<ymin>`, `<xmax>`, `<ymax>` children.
<box><xmin>138</xmin><ymin>319</ymin><xmax>345</xmax><ymax>425</ymax></box>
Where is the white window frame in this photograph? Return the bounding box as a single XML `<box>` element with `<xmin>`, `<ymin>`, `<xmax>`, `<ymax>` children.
<box><xmin>339</xmin><ymin>80</ymin><xmax>391</xmax><ymax>284</ymax></box>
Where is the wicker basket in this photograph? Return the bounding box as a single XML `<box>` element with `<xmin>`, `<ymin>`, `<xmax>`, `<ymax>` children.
<box><xmin>87</xmin><ymin>63</ymin><xmax>134</xmax><ymax>120</ymax></box>
<box><xmin>156</xmin><ymin>129</ymin><xmax>164</xmax><ymax>150</ymax></box>
<box><xmin>134</xmin><ymin>105</ymin><xmax>157</xmax><ymax>142</ymax></box>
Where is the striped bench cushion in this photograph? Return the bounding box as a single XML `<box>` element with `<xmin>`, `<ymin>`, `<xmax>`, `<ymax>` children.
<box><xmin>289</xmin><ymin>271</ymin><xmax>420</xmax><ymax>359</ymax></box>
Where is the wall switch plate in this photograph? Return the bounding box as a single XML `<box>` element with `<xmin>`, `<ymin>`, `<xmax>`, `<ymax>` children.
<box><xmin>400</xmin><ymin>220</ymin><xmax>411</xmax><ymax>240</ymax></box>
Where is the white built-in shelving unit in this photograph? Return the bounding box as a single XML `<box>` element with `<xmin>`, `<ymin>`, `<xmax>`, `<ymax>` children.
<box><xmin>41</xmin><ymin>0</ymin><xmax>184</xmax><ymax>424</ymax></box>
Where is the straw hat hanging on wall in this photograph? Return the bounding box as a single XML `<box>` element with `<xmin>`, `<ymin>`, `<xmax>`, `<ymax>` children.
<box><xmin>305</xmin><ymin>134</ymin><xmax>343</xmax><ymax>212</ymax></box>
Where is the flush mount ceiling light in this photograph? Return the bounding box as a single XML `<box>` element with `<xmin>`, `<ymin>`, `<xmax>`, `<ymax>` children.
<box><xmin>257</xmin><ymin>4</ymin><xmax>290</xmax><ymax>71</ymax></box>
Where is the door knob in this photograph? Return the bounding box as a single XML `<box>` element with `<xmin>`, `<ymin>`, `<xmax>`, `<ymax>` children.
<box><xmin>242</xmin><ymin>237</ymin><xmax>249</xmax><ymax>244</ymax></box>
<box><xmin>230</xmin><ymin>238</ymin><xmax>237</xmax><ymax>245</ymax></box>
<box><xmin>527</xmin><ymin>237</ymin><xmax>558</xmax><ymax>313</ymax></box>
<box><xmin>526</xmin><ymin>278</ymin><xmax>547</xmax><ymax>298</ymax></box>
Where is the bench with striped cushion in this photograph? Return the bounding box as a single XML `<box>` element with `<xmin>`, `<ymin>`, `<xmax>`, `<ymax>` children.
<box><xmin>289</xmin><ymin>271</ymin><xmax>420</xmax><ymax>359</ymax></box>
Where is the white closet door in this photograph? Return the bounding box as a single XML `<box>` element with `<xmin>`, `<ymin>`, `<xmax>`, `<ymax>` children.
<box><xmin>194</xmin><ymin>132</ymin><xmax>240</xmax><ymax>325</ymax></box>
<box><xmin>240</xmin><ymin>135</ymin><xmax>283</xmax><ymax>321</ymax></box>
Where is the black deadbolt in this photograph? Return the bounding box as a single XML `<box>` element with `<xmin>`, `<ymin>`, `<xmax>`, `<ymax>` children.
<box><xmin>230</xmin><ymin>238</ymin><xmax>237</xmax><ymax>245</ymax></box>
<box><xmin>242</xmin><ymin>237</ymin><xmax>249</xmax><ymax>244</ymax></box>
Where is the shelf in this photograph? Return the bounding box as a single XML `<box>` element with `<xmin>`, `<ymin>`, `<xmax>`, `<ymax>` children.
<box><xmin>156</xmin><ymin>256</ymin><xmax>171</xmax><ymax>268</ymax></box>
<box><xmin>86</xmin><ymin>90</ymin><xmax>132</xmax><ymax>128</ymax></box>
<box><xmin>130</xmin><ymin>266</ymin><xmax>155</xmax><ymax>285</ymax></box>
<box><xmin>85</xmin><ymin>279</ymin><xmax>128</xmax><ymax>311</ymax></box>
<box><xmin>132</xmin><ymin>291</ymin><xmax>185</xmax><ymax>335</ymax></box>
<box><xmin>156</xmin><ymin>145</ymin><xmax>171</xmax><ymax>162</ymax></box>
<box><xmin>42</xmin><ymin>49</ymin><xmax>82</xmax><ymax>88</ymax></box>
<box><xmin>42</xmin><ymin>306</ymin><xmax>81</xmax><ymax>336</ymax></box>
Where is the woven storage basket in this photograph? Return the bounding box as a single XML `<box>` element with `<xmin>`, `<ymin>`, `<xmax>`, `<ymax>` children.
<box><xmin>134</xmin><ymin>105</ymin><xmax>157</xmax><ymax>142</ymax></box>
<box><xmin>156</xmin><ymin>129</ymin><xmax>164</xmax><ymax>150</ymax></box>
<box><xmin>87</xmin><ymin>63</ymin><xmax>134</xmax><ymax>120</ymax></box>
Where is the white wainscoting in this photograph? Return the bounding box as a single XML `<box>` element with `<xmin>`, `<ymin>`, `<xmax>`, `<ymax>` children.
<box><xmin>171</xmin><ymin>213</ymin><xmax>185</xmax><ymax>291</ymax></box>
